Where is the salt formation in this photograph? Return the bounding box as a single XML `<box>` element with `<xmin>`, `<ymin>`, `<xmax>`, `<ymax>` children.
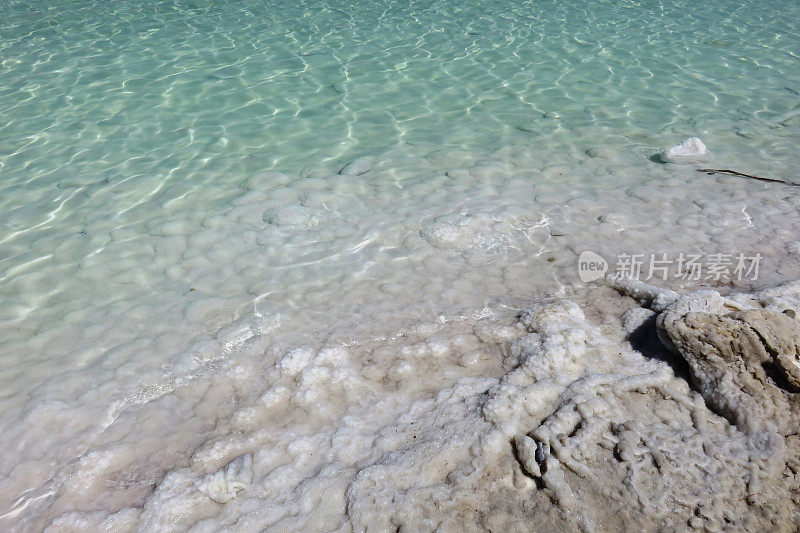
<box><xmin>663</xmin><ymin>137</ymin><xmax>709</xmax><ymax>163</ymax></box>
<box><xmin>196</xmin><ymin>454</ymin><xmax>253</xmax><ymax>504</ymax></box>
<box><xmin>481</xmin><ymin>292</ymin><xmax>796</xmax><ymax>530</ymax></box>
<box><xmin>67</xmin><ymin>283</ymin><xmax>794</xmax><ymax>531</ymax></box>
<box><xmin>665</xmin><ymin>310</ymin><xmax>800</xmax><ymax>434</ymax></box>
<box><xmin>6</xmin><ymin>132</ymin><xmax>800</xmax><ymax>531</ymax></box>
<box><xmin>611</xmin><ymin>276</ymin><xmax>800</xmax><ymax>436</ymax></box>
<box><xmin>3</xmin><ymin>0</ymin><xmax>800</xmax><ymax>528</ymax></box>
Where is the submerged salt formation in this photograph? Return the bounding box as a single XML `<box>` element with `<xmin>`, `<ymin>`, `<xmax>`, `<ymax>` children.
<box><xmin>663</xmin><ymin>137</ymin><xmax>709</xmax><ymax>163</ymax></box>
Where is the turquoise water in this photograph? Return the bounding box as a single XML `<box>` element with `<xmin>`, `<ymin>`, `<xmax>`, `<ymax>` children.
<box><xmin>1</xmin><ymin>0</ymin><xmax>799</xmax><ymax>528</ymax></box>
<box><xmin>3</xmin><ymin>0</ymin><xmax>799</xmax><ymax>178</ymax></box>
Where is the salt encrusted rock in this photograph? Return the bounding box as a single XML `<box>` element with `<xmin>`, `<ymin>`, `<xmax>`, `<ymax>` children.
<box><xmin>610</xmin><ymin>277</ymin><xmax>800</xmax><ymax>436</ymax></box>
<box><xmin>743</xmin><ymin>309</ymin><xmax>800</xmax><ymax>391</ymax></box>
<box><xmin>663</xmin><ymin>137</ymin><xmax>709</xmax><ymax>163</ymax></box>
<box><xmin>663</xmin><ymin>309</ymin><xmax>800</xmax><ymax>435</ymax></box>
<box><xmin>654</xmin><ymin>289</ymin><xmax>729</xmax><ymax>354</ymax></box>
<box><xmin>606</xmin><ymin>275</ymin><xmax>680</xmax><ymax>312</ymax></box>
<box><xmin>493</xmin><ymin>294</ymin><xmax>793</xmax><ymax>531</ymax></box>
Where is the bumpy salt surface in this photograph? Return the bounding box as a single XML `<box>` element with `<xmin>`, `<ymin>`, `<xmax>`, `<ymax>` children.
<box><xmin>31</xmin><ymin>280</ymin><xmax>800</xmax><ymax>531</ymax></box>
<box><xmin>2</xmin><ymin>144</ymin><xmax>800</xmax><ymax>530</ymax></box>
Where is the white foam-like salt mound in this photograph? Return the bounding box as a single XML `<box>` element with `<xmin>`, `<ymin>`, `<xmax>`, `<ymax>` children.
<box><xmin>663</xmin><ymin>137</ymin><xmax>709</xmax><ymax>163</ymax></box>
<box><xmin>196</xmin><ymin>454</ymin><xmax>253</xmax><ymax>504</ymax></box>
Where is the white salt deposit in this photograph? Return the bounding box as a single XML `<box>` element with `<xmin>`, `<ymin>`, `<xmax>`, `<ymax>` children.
<box><xmin>196</xmin><ymin>455</ymin><xmax>253</xmax><ymax>504</ymax></box>
<box><xmin>664</xmin><ymin>137</ymin><xmax>710</xmax><ymax>163</ymax></box>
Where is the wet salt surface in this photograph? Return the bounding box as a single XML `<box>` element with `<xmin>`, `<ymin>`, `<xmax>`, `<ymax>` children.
<box><xmin>1</xmin><ymin>0</ymin><xmax>799</xmax><ymax>530</ymax></box>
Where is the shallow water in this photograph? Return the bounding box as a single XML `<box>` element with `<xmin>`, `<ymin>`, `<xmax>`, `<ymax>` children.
<box><xmin>1</xmin><ymin>0</ymin><xmax>799</xmax><ymax>529</ymax></box>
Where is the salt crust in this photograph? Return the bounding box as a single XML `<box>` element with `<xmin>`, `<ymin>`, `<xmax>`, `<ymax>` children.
<box><xmin>40</xmin><ymin>280</ymin><xmax>800</xmax><ymax>531</ymax></box>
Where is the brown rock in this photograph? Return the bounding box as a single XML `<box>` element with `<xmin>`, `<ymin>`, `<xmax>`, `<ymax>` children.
<box><xmin>663</xmin><ymin>309</ymin><xmax>800</xmax><ymax>435</ymax></box>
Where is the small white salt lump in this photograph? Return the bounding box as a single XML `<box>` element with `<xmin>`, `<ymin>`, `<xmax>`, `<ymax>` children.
<box><xmin>664</xmin><ymin>137</ymin><xmax>709</xmax><ymax>163</ymax></box>
<box><xmin>197</xmin><ymin>454</ymin><xmax>253</xmax><ymax>503</ymax></box>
